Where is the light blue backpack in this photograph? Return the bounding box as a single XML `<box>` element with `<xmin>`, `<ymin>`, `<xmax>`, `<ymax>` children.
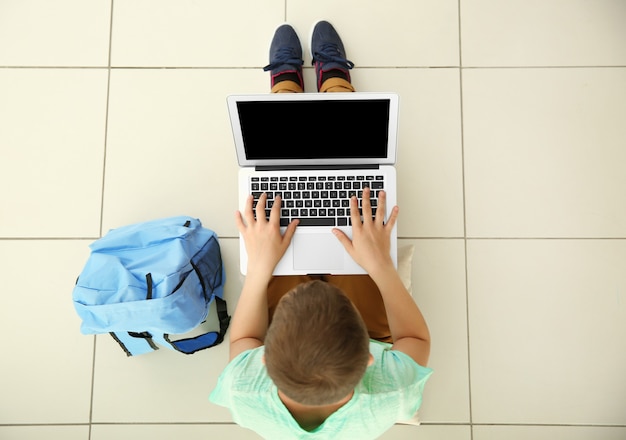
<box><xmin>73</xmin><ymin>216</ymin><xmax>230</xmax><ymax>356</ymax></box>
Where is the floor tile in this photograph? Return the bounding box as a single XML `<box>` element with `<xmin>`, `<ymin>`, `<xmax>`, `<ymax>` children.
<box><xmin>287</xmin><ymin>0</ymin><xmax>459</xmax><ymax>67</ymax></box>
<box><xmin>0</xmin><ymin>69</ymin><xmax>108</xmax><ymax>238</ymax></box>
<box><xmin>467</xmin><ymin>240</ymin><xmax>626</xmax><ymax>425</ymax></box>
<box><xmin>0</xmin><ymin>240</ymin><xmax>94</xmax><ymax>424</ymax></box>
<box><xmin>103</xmin><ymin>71</ymin><xmax>462</xmax><ymax>240</ymax></box>
<box><xmin>473</xmin><ymin>425</ymin><xmax>626</xmax><ymax>440</ymax></box>
<box><xmin>110</xmin><ymin>0</ymin><xmax>284</xmax><ymax>67</ymax></box>
<box><xmin>381</xmin><ymin>424</ymin><xmax>471</xmax><ymax>440</ymax></box>
<box><xmin>91</xmin><ymin>238</ymin><xmax>241</xmax><ymax>423</ymax></box>
<box><xmin>89</xmin><ymin>238</ymin><xmax>466</xmax><ymax>424</ymax></box>
<box><xmin>0</xmin><ymin>0</ymin><xmax>111</xmax><ymax>66</ymax></box>
<box><xmin>461</xmin><ymin>0</ymin><xmax>626</xmax><ymax>67</ymax></box>
<box><xmin>102</xmin><ymin>69</ymin><xmax>266</xmax><ymax>237</ymax></box>
<box><xmin>0</xmin><ymin>426</ymin><xmax>89</xmax><ymax>440</ymax></box>
<box><xmin>463</xmin><ymin>68</ymin><xmax>626</xmax><ymax>238</ymax></box>
<box><xmin>91</xmin><ymin>424</ymin><xmax>261</xmax><ymax>440</ymax></box>
<box><xmin>90</xmin><ymin>423</ymin><xmax>472</xmax><ymax>440</ymax></box>
<box><xmin>405</xmin><ymin>239</ymin><xmax>470</xmax><ymax>423</ymax></box>
<box><xmin>341</xmin><ymin>68</ymin><xmax>464</xmax><ymax>238</ymax></box>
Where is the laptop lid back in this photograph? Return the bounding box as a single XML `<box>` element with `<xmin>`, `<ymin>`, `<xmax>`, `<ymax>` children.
<box><xmin>228</xmin><ymin>92</ymin><xmax>399</xmax><ymax>168</ymax></box>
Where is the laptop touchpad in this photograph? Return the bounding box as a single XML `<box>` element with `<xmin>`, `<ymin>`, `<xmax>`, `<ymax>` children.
<box><xmin>293</xmin><ymin>233</ymin><xmax>344</xmax><ymax>272</ymax></box>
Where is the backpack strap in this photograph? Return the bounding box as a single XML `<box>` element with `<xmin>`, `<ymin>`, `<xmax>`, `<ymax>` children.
<box><xmin>110</xmin><ymin>331</ymin><xmax>159</xmax><ymax>356</ymax></box>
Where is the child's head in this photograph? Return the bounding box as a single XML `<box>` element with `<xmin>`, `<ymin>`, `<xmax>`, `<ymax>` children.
<box><xmin>264</xmin><ymin>280</ymin><xmax>370</xmax><ymax>406</ymax></box>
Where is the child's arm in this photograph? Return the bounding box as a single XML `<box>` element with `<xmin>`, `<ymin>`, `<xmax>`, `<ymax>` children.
<box><xmin>230</xmin><ymin>194</ymin><xmax>298</xmax><ymax>361</ymax></box>
<box><xmin>332</xmin><ymin>188</ymin><xmax>431</xmax><ymax>366</ymax></box>
<box><xmin>368</xmin><ymin>264</ymin><xmax>431</xmax><ymax>367</ymax></box>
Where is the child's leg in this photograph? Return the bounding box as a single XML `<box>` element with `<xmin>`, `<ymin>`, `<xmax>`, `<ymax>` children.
<box><xmin>323</xmin><ymin>275</ymin><xmax>392</xmax><ymax>343</ymax></box>
<box><xmin>272</xmin><ymin>79</ymin><xmax>303</xmax><ymax>93</ymax></box>
<box><xmin>267</xmin><ymin>275</ymin><xmax>317</xmax><ymax>322</ymax></box>
<box><xmin>311</xmin><ymin>21</ymin><xmax>355</xmax><ymax>93</ymax></box>
<box><xmin>320</xmin><ymin>77</ymin><xmax>355</xmax><ymax>93</ymax></box>
<box><xmin>264</xmin><ymin>24</ymin><xmax>305</xmax><ymax>93</ymax></box>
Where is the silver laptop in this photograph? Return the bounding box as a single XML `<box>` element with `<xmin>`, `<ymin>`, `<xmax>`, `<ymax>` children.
<box><xmin>227</xmin><ymin>92</ymin><xmax>399</xmax><ymax>276</ymax></box>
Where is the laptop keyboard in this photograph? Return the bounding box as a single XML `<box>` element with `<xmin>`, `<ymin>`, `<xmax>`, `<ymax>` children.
<box><xmin>250</xmin><ymin>174</ymin><xmax>385</xmax><ymax>227</ymax></box>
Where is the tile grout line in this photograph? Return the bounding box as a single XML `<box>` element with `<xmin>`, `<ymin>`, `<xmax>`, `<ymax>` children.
<box><xmin>98</xmin><ymin>0</ymin><xmax>115</xmax><ymax>240</ymax></box>
<box><xmin>457</xmin><ymin>0</ymin><xmax>475</xmax><ymax>436</ymax></box>
<box><xmin>88</xmin><ymin>336</ymin><xmax>97</xmax><ymax>439</ymax></box>
<box><xmin>1</xmin><ymin>65</ymin><xmax>626</xmax><ymax>69</ymax></box>
<box><xmin>89</xmin><ymin>2</ymin><xmax>115</xmax><ymax>438</ymax></box>
<box><xmin>1</xmin><ymin>422</ymin><xmax>624</xmax><ymax>428</ymax></box>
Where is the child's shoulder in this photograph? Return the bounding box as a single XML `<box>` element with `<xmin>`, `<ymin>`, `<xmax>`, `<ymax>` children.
<box><xmin>220</xmin><ymin>346</ymin><xmax>268</xmax><ymax>384</ymax></box>
<box><xmin>367</xmin><ymin>339</ymin><xmax>433</xmax><ymax>383</ymax></box>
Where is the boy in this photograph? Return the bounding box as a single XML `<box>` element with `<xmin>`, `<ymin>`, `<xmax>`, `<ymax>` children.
<box><xmin>210</xmin><ymin>22</ymin><xmax>432</xmax><ymax>439</ymax></box>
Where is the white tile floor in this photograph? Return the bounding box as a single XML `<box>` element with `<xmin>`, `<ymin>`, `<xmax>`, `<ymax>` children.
<box><xmin>1</xmin><ymin>1</ymin><xmax>625</xmax><ymax>439</ymax></box>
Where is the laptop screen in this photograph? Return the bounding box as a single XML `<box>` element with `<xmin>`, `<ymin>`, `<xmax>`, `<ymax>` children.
<box><xmin>237</xmin><ymin>99</ymin><xmax>391</xmax><ymax>160</ymax></box>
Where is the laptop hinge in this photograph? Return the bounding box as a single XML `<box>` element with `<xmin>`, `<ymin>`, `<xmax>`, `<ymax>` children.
<box><xmin>255</xmin><ymin>164</ymin><xmax>380</xmax><ymax>172</ymax></box>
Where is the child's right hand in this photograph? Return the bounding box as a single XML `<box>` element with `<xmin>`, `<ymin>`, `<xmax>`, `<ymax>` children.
<box><xmin>332</xmin><ymin>187</ymin><xmax>398</xmax><ymax>278</ymax></box>
<box><xmin>235</xmin><ymin>193</ymin><xmax>298</xmax><ymax>280</ymax></box>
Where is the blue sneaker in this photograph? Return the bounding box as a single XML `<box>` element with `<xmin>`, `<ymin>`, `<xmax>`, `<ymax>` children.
<box><xmin>311</xmin><ymin>21</ymin><xmax>355</xmax><ymax>91</ymax></box>
<box><xmin>263</xmin><ymin>24</ymin><xmax>304</xmax><ymax>92</ymax></box>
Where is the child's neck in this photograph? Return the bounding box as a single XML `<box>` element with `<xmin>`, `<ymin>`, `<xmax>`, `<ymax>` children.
<box><xmin>278</xmin><ymin>390</ymin><xmax>354</xmax><ymax>432</ymax></box>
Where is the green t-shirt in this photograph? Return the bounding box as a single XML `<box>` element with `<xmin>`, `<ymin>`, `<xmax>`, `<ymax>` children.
<box><xmin>209</xmin><ymin>340</ymin><xmax>433</xmax><ymax>439</ymax></box>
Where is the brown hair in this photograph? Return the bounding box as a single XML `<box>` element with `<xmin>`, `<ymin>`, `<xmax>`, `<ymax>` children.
<box><xmin>264</xmin><ymin>280</ymin><xmax>370</xmax><ymax>406</ymax></box>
